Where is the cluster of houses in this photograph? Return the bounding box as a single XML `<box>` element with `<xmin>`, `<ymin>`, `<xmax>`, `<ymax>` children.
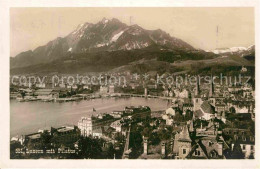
<box><xmin>141</xmin><ymin>117</ymin><xmax>255</xmax><ymax>159</ymax></box>
<box><xmin>10</xmin><ymin>84</ymin><xmax>117</xmax><ymax>102</ymax></box>
<box><xmin>77</xmin><ymin>106</ymin><xmax>151</xmax><ymax>139</ymax></box>
<box><xmin>139</xmin><ymin>78</ymin><xmax>255</xmax><ymax>159</ymax></box>
<box><xmin>10</xmin><ymin>69</ymin><xmax>255</xmax><ymax>159</ymax></box>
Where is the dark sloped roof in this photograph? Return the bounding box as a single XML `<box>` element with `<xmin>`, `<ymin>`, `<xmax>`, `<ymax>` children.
<box><xmin>186</xmin><ymin>142</ymin><xmax>209</xmax><ymax>159</ymax></box>
<box><xmin>201</xmin><ymin>101</ymin><xmax>215</xmax><ymax>114</ymax></box>
<box><xmin>197</xmin><ymin>140</ymin><xmax>209</xmax><ymax>159</ymax></box>
<box><xmin>194</xmin><ymin>109</ymin><xmax>204</xmax><ymax>118</ymax></box>
<box><xmin>178</xmin><ymin>125</ymin><xmax>192</xmax><ymax>142</ymax></box>
<box><xmin>93</xmin><ymin>127</ymin><xmax>103</xmax><ymax>134</ymax></box>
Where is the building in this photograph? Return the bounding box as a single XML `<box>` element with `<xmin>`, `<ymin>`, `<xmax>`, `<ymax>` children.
<box><xmin>59</xmin><ymin>83</ymin><xmax>66</xmax><ymax>88</ymax></box>
<box><xmin>173</xmin><ymin>125</ymin><xmax>192</xmax><ymax>159</ymax></box>
<box><xmin>209</xmin><ymin>79</ymin><xmax>215</xmax><ymax>97</ymax></box>
<box><xmin>78</xmin><ymin>117</ymin><xmax>93</xmax><ymax>137</ymax></box>
<box><xmin>124</xmin><ymin>106</ymin><xmax>151</xmax><ymax>116</ymax></box>
<box><xmin>72</xmin><ymin>85</ymin><xmax>78</xmax><ymax>89</ymax></box>
<box><xmin>193</xmin><ymin>97</ymin><xmax>203</xmax><ymax>111</ymax></box>
<box><xmin>179</xmin><ymin>89</ymin><xmax>189</xmax><ymax>98</ymax></box>
<box><xmin>18</xmin><ymin>88</ymin><xmax>34</xmax><ymax>96</ymax></box>
<box><xmin>215</xmin><ymin>103</ymin><xmax>226</xmax><ymax>113</ymax></box>
<box><xmin>11</xmin><ymin>135</ymin><xmax>25</xmax><ymax>145</ymax></box>
<box><xmin>51</xmin><ymin>126</ymin><xmax>80</xmax><ymax>145</ymax></box>
<box><xmin>35</xmin><ymin>83</ymin><xmax>46</xmax><ymax>88</ymax></box>
<box><xmin>24</xmin><ymin>133</ymin><xmax>42</xmax><ymax>147</ymax></box>
<box><xmin>109</xmin><ymin>85</ymin><xmax>115</xmax><ymax>94</ymax></box>
<box><xmin>234</xmin><ymin>105</ymin><xmax>249</xmax><ymax>113</ymax></box>
<box><xmin>241</xmin><ymin>66</ymin><xmax>247</xmax><ymax>72</ymax></box>
<box><xmin>182</xmin><ymin>103</ymin><xmax>194</xmax><ymax>113</ymax></box>
<box><xmin>100</xmin><ymin>86</ymin><xmax>109</xmax><ymax>95</ymax></box>
<box><xmin>92</xmin><ymin>127</ymin><xmax>103</xmax><ymax>138</ymax></box>
<box><xmin>194</xmin><ymin>101</ymin><xmax>215</xmax><ymax>120</ymax></box>
<box><xmin>110</xmin><ymin>120</ymin><xmax>122</xmax><ymax>132</ymax></box>
<box><xmin>34</xmin><ymin>89</ymin><xmax>59</xmax><ymax>100</ymax></box>
<box><xmin>223</xmin><ymin>128</ymin><xmax>255</xmax><ymax>159</ymax></box>
<box><xmin>186</xmin><ymin>137</ymin><xmax>224</xmax><ymax>159</ymax></box>
<box><xmin>110</xmin><ymin>111</ymin><xmax>124</xmax><ymax>118</ymax></box>
<box><xmin>173</xmin><ymin>121</ymin><xmax>226</xmax><ymax>159</ymax></box>
<box><xmin>10</xmin><ymin>92</ymin><xmax>19</xmax><ymax>99</ymax></box>
<box><xmin>231</xmin><ymin>143</ymin><xmax>254</xmax><ymax>159</ymax></box>
<box><xmin>195</xmin><ymin>78</ymin><xmax>200</xmax><ymax>96</ymax></box>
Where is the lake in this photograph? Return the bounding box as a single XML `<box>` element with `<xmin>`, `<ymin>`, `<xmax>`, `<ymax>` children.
<box><xmin>10</xmin><ymin>97</ymin><xmax>170</xmax><ymax>137</ymax></box>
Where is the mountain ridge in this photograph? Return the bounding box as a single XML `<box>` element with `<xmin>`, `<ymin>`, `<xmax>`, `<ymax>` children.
<box><xmin>10</xmin><ymin>18</ymin><xmax>255</xmax><ymax>75</ymax></box>
<box><xmin>11</xmin><ymin>18</ymin><xmax>194</xmax><ymax>69</ymax></box>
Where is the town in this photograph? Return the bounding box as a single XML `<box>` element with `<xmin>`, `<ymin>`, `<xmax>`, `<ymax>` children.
<box><xmin>10</xmin><ymin>67</ymin><xmax>255</xmax><ymax>159</ymax></box>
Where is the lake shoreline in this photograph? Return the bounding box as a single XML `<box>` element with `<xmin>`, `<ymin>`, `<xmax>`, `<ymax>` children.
<box><xmin>10</xmin><ymin>97</ymin><xmax>170</xmax><ymax>137</ymax></box>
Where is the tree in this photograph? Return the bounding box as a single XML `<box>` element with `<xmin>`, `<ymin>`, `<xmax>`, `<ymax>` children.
<box><xmin>173</xmin><ymin>112</ymin><xmax>184</xmax><ymax>122</ymax></box>
<box><xmin>114</xmin><ymin>132</ymin><xmax>125</xmax><ymax>143</ymax></box>
<box><xmin>150</xmin><ymin>132</ymin><xmax>161</xmax><ymax>145</ymax></box>
<box><xmin>141</xmin><ymin>127</ymin><xmax>151</xmax><ymax>138</ymax></box>
<box><xmin>10</xmin><ymin>142</ymin><xmax>23</xmax><ymax>159</ymax></box>
<box><xmin>105</xmin><ymin>143</ymin><xmax>115</xmax><ymax>159</ymax></box>
<box><xmin>184</xmin><ymin>110</ymin><xmax>193</xmax><ymax>121</ymax></box>
<box><xmin>229</xmin><ymin>107</ymin><xmax>236</xmax><ymax>114</ymax></box>
<box><xmin>20</xmin><ymin>91</ymin><xmax>26</xmax><ymax>99</ymax></box>
<box><xmin>77</xmin><ymin>136</ymin><xmax>103</xmax><ymax>159</ymax></box>
<box><xmin>129</xmin><ymin>125</ymin><xmax>143</xmax><ymax>158</ymax></box>
<box><xmin>231</xmin><ymin>142</ymin><xmax>245</xmax><ymax>159</ymax></box>
<box><xmin>40</xmin><ymin>130</ymin><xmax>52</xmax><ymax>149</ymax></box>
<box><xmin>158</xmin><ymin>128</ymin><xmax>171</xmax><ymax>140</ymax></box>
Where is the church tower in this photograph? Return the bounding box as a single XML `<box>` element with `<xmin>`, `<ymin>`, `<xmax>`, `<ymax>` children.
<box><xmin>195</xmin><ymin>77</ymin><xmax>200</xmax><ymax>96</ymax></box>
<box><xmin>209</xmin><ymin>78</ymin><xmax>214</xmax><ymax>97</ymax></box>
<box><xmin>177</xmin><ymin>125</ymin><xmax>192</xmax><ymax>159</ymax></box>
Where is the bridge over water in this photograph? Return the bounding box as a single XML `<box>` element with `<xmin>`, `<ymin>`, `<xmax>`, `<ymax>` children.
<box><xmin>116</xmin><ymin>93</ymin><xmax>175</xmax><ymax>100</ymax></box>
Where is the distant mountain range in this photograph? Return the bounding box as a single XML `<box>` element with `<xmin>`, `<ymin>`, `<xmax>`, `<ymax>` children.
<box><xmin>10</xmin><ymin>18</ymin><xmax>255</xmax><ymax>75</ymax></box>
<box><xmin>208</xmin><ymin>45</ymin><xmax>255</xmax><ymax>63</ymax></box>
<box><xmin>209</xmin><ymin>45</ymin><xmax>254</xmax><ymax>55</ymax></box>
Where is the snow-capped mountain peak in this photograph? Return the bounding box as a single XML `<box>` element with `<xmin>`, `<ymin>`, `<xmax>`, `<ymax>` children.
<box><xmin>211</xmin><ymin>45</ymin><xmax>254</xmax><ymax>54</ymax></box>
<box><xmin>11</xmin><ymin>18</ymin><xmax>196</xmax><ymax>68</ymax></box>
<box><xmin>63</xmin><ymin>18</ymin><xmax>195</xmax><ymax>53</ymax></box>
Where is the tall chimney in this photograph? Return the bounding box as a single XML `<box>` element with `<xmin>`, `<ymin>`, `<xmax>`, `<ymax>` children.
<box><xmin>143</xmin><ymin>137</ymin><xmax>148</xmax><ymax>155</ymax></box>
<box><xmin>144</xmin><ymin>88</ymin><xmax>148</xmax><ymax>97</ymax></box>
<box><xmin>161</xmin><ymin>142</ymin><xmax>166</xmax><ymax>156</ymax></box>
<box><xmin>218</xmin><ymin>142</ymin><xmax>223</xmax><ymax>156</ymax></box>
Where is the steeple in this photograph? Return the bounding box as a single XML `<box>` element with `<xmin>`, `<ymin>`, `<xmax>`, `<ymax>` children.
<box><xmin>178</xmin><ymin>125</ymin><xmax>192</xmax><ymax>142</ymax></box>
<box><xmin>209</xmin><ymin>77</ymin><xmax>214</xmax><ymax>97</ymax></box>
<box><xmin>195</xmin><ymin>76</ymin><xmax>200</xmax><ymax>96</ymax></box>
<box><xmin>189</xmin><ymin>120</ymin><xmax>194</xmax><ymax>132</ymax></box>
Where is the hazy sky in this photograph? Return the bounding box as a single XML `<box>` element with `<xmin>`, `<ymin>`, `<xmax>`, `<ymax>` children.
<box><xmin>10</xmin><ymin>7</ymin><xmax>254</xmax><ymax>57</ymax></box>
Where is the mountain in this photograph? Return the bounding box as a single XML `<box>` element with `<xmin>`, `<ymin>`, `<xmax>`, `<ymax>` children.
<box><xmin>10</xmin><ymin>18</ymin><xmax>194</xmax><ymax>69</ymax></box>
<box><xmin>10</xmin><ymin>48</ymin><xmax>219</xmax><ymax>75</ymax></box>
<box><xmin>10</xmin><ymin>18</ymin><xmax>254</xmax><ymax>75</ymax></box>
<box><xmin>209</xmin><ymin>45</ymin><xmax>255</xmax><ymax>63</ymax></box>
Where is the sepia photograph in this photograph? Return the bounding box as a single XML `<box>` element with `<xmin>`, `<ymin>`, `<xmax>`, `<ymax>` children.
<box><xmin>0</xmin><ymin>1</ymin><xmax>259</xmax><ymax>168</ymax></box>
<box><xmin>8</xmin><ymin>7</ymin><xmax>256</xmax><ymax>160</ymax></box>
